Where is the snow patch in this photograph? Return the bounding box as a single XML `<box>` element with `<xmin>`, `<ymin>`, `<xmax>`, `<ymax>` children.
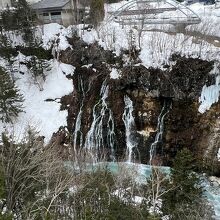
<box><xmin>39</xmin><ymin>23</ymin><xmax>72</xmax><ymax>52</ymax></box>
<box><xmin>79</xmin><ymin>27</ymin><xmax>98</xmax><ymax>45</ymax></box>
<box><xmin>110</xmin><ymin>68</ymin><xmax>121</xmax><ymax>79</ymax></box>
<box><xmin>59</xmin><ymin>62</ymin><xmax>75</xmax><ymax>76</ymax></box>
<box><xmin>199</xmin><ymin>64</ymin><xmax>220</xmax><ymax>113</ymax></box>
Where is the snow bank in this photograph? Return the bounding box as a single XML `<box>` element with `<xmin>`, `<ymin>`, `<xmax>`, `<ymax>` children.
<box><xmin>0</xmin><ymin>22</ymin><xmax>77</xmax><ymax>142</ymax></box>
<box><xmin>80</xmin><ymin>28</ymin><xmax>98</xmax><ymax>45</ymax></box>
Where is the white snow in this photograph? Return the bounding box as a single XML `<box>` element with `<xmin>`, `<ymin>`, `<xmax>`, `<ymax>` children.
<box><xmin>0</xmin><ymin>22</ymin><xmax>76</xmax><ymax>142</ymax></box>
<box><xmin>0</xmin><ymin>58</ymin><xmax>74</xmax><ymax>143</ymax></box>
<box><xmin>39</xmin><ymin>23</ymin><xmax>72</xmax><ymax>52</ymax></box>
<box><xmin>110</xmin><ymin>68</ymin><xmax>121</xmax><ymax>79</ymax></box>
<box><xmin>199</xmin><ymin>64</ymin><xmax>220</xmax><ymax>113</ymax></box>
<box><xmin>81</xmin><ymin>64</ymin><xmax>93</xmax><ymax>68</ymax></box>
<box><xmin>188</xmin><ymin>3</ymin><xmax>220</xmax><ymax>37</ymax></box>
<box><xmin>80</xmin><ymin>28</ymin><xmax>98</xmax><ymax>45</ymax></box>
<box><xmin>59</xmin><ymin>62</ymin><xmax>75</xmax><ymax>76</ymax></box>
<box><xmin>73</xmin><ymin>2</ymin><xmax>220</xmax><ymax>71</ymax></box>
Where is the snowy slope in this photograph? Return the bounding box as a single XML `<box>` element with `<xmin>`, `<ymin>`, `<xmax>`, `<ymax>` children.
<box><xmin>189</xmin><ymin>3</ymin><xmax>220</xmax><ymax>37</ymax></box>
<box><xmin>0</xmin><ymin>57</ymin><xmax>74</xmax><ymax>142</ymax></box>
<box><xmin>0</xmin><ymin>24</ymin><xmax>75</xmax><ymax>142</ymax></box>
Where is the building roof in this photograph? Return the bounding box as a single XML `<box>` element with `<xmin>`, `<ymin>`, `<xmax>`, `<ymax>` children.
<box><xmin>32</xmin><ymin>0</ymin><xmax>69</xmax><ymax>10</ymax></box>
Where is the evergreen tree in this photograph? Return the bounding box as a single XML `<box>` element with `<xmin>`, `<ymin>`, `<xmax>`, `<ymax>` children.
<box><xmin>0</xmin><ymin>67</ymin><xmax>24</xmax><ymax>123</ymax></box>
<box><xmin>162</xmin><ymin>148</ymin><xmax>204</xmax><ymax>219</ymax></box>
<box><xmin>0</xmin><ymin>33</ymin><xmax>20</xmax><ymax>81</ymax></box>
<box><xmin>1</xmin><ymin>6</ymin><xmax>16</xmax><ymax>31</ymax></box>
<box><xmin>1</xmin><ymin>0</ymin><xmax>36</xmax><ymax>45</ymax></box>
<box><xmin>90</xmin><ymin>0</ymin><xmax>105</xmax><ymax>28</ymax></box>
<box><xmin>15</xmin><ymin>0</ymin><xmax>35</xmax><ymax>45</ymax></box>
<box><xmin>0</xmin><ymin>33</ymin><xmax>16</xmax><ymax>76</ymax></box>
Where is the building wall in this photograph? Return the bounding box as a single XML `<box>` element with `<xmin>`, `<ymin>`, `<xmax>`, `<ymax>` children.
<box><xmin>34</xmin><ymin>1</ymin><xmax>84</xmax><ymax>27</ymax></box>
<box><xmin>36</xmin><ymin>10</ymin><xmax>63</xmax><ymax>25</ymax></box>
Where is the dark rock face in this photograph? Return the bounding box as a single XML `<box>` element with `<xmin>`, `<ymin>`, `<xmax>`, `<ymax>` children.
<box><xmin>117</xmin><ymin>55</ymin><xmax>214</xmax><ymax>100</ymax></box>
<box><xmin>59</xmin><ymin>37</ymin><xmax>220</xmax><ymax>174</ymax></box>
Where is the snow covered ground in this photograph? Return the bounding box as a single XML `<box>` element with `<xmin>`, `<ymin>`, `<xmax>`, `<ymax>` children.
<box><xmin>0</xmin><ymin>57</ymin><xmax>74</xmax><ymax>143</ymax></box>
<box><xmin>188</xmin><ymin>3</ymin><xmax>220</xmax><ymax>37</ymax></box>
<box><xmin>14</xmin><ymin>60</ymin><xmax>73</xmax><ymax>142</ymax></box>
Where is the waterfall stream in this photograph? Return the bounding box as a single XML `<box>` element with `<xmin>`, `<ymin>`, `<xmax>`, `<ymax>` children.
<box><xmin>73</xmin><ymin>78</ymin><xmax>86</xmax><ymax>158</ymax></box>
<box><xmin>149</xmin><ymin>100</ymin><xmax>171</xmax><ymax>165</ymax></box>
<box><xmin>85</xmin><ymin>81</ymin><xmax>115</xmax><ymax>161</ymax></box>
<box><xmin>122</xmin><ymin>95</ymin><xmax>137</xmax><ymax>163</ymax></box>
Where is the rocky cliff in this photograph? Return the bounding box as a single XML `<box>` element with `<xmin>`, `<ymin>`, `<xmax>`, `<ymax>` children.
<box><xmin>59</xmin><ymin>35</ymin><xmax>220</xmax><ymax>175</ymax></box>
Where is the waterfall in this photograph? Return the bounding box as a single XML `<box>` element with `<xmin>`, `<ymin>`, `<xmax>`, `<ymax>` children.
<box><xmin>107</xmin><ymin>111</ymin><xmax>116</xmax><ymax>161</ymax></box>
<box><xmin>73</xmin><ymin>105</ymin><xmax>83</xmax><ymax>151</ymax></box>
<box><xmin>149</xmin><ymin>100</ymin><xmax>171</xmax><ymax>165</ymax></box>
<box><xmin>73</xmin><ymin>78</ymin><xmax>85</xmax><ymax>156</ymax></box>
<box><xmin>85</xmin><ymin>81</ymin><xmax>115</xmax><ymax>161</ymax></box>
<box><xmin>122</xmin><ymin>95</ymin><xmax>137</xmax><ymax>163</ymax></box>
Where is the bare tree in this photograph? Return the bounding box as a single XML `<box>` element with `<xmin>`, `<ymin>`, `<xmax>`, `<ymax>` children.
<box><xmin>0</xmin><ymin>127</ymin><xmax>75</xmax><ymax>219</ymax></box>
<box><xmin>146</xmin><ymin>167</ymin><xmax>174</xmax><ymax>216</ymax></box>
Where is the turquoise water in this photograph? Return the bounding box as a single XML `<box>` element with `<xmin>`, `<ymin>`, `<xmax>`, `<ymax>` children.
<box><xmin>92</xmin><ymin>162</ymin><xmax>220</xmax><ymax>219</ymax></box>
<box><xmin>65</xmin><ymin>161</ymin><xmax>220</xmax><ymax>219</ymax></box>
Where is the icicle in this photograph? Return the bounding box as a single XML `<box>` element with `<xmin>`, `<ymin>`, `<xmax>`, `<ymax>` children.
<box><xmin>149</xmin><ymin>101</ymin><xmax>170</xmax><ymax>165</ymax></box>
<box><xmin>122</xmin><ymin>95</ymin><xmax>136</xmax><ymax>163</ymax></box>
<box><xmin>85</xmin><ymin>80</ymin><xmax>115</xmax><ymax>161</ymax></box>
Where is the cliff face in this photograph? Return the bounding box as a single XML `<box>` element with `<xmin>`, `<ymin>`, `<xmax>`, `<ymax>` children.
<box><xmin>60</xmin><ymin>36</ymin><xmax>220</xmax><ymax>175</ymax></box>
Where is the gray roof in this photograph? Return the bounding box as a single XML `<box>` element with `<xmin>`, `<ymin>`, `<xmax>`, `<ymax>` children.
<box><xmin>32</xmin><ymin>0</ymin><xmax>69</xmax><ymax>10</ymax></box>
